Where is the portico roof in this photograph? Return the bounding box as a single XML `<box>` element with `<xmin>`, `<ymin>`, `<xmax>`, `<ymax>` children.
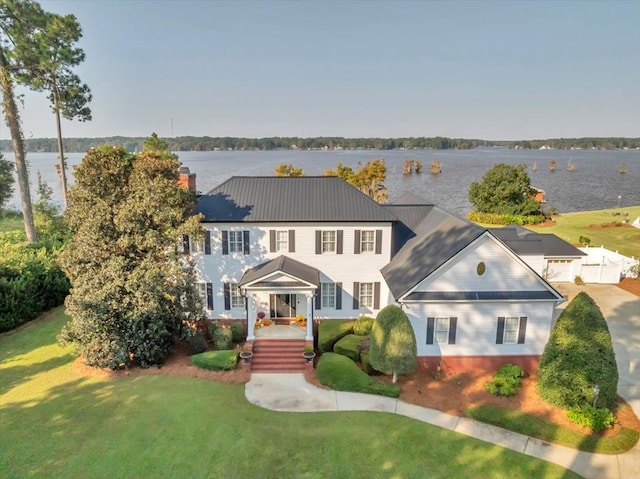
<box><xmin>239</xmin><ymin>255</ymin><xmax>320</xmax><ymax>289</ymax></box>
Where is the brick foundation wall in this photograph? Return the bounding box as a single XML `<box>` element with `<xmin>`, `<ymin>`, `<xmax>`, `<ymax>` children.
<box><xmin>417</xmin><ymin>355</ymin><xmax>541</xmax><ymax>375</ymax></box>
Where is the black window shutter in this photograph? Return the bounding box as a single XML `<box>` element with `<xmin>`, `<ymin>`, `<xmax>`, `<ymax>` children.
<box><xmin>289</xmin><ymin>230</ymin><xmax>295</xmax><ymax>252</ymax></box>
<box><xmin>183</xmin><ymin>234</ymin><xmax>190</xmax><ymax>254</ymax></box>
<box><xmin>375</xmin><ymin>230</ymin><xmax>383</xmax><ymax>254</ymax></box>
<box><xmin>354</xmin><ymin>230</ymin><xmax>361</xmax><ymax>254</ymax></box>
<box><xmin>222</xmin><ymin>231</ymin><xmax>229</xmax><ymax>255</ymax></box>
<box><xmin>496</xmin><ymin>317</ymin><xmax>505</xmax><ymax>344</ymax></box>
<box><xmin>517</xmin><ymin>317</ymin><xmax>528</xmax><ymax>344</ymax></box>
<box><xmin>315</xmin><ymin>283</ymin><xmax>322</xmax><ymax>310</ymax></box>
<box><xmin>224</xmin><ymin>283</ymin><xmax>231</xmax><ymax>310</ymax></box>
<box><xmin>448</xmin><ymin>317</ymin><xmax>457</xmax><ymax>344</ymax></box>
<box><xmin>426</xmin><ymin>317</ymin><xmax>435</xmax><ymax>344</ymax></box>
<box><xmin>337</xmin><ymin>230</ymin><xmax>343</xmax><ymax>254</ymax></box>
<box><xmin>243</xmin><ymin>231</ymin><xmax>250</xmax><ymax>255</ymax></box>
<box><xmin>352</xmin><ymin>282</ymin><xmax>360</xmax><ymax>309</ymax></box>
<box><xmin>206</xmin><ymin>282</ymin><xmax>213</xmax><ymax>310</ymax></box>
<box><xmin>373</xmin><ymin>282</ymin><xmax>380</xmax><ymax>309</ymax></box>
<box><xmin>204</xmin><ymin>230</ymin><xmax>211</xmax><ymax>255</ymax></box>
<box><xmin>269</xmin><ymin>230</ymin><xmax>276</xmax><ymax>253</ymax></box>
<box><xmin>336</xmin><ymin>283</ymin><xmax>342</xmax><ymax>310</ymax></box>
<box><xmin>315</xmin><ymin>230</ymin><xmax>321</xmax><ymax>254</ymax></box>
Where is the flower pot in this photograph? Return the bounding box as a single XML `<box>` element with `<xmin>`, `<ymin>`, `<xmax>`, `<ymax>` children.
<box><xmin>239</xmin><ymin>351</ymin><xmax>253</xmax><ymax>364</ymax></box>
<box><xmin>302</xmin><ymin>351</ymin><xmax>316</xmax><ymax>363</ymax></box>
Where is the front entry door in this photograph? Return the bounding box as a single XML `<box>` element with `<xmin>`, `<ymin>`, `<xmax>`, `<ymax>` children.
<box><xmin>270</xmin><ymin>294</ymin><xmax>297</xmax><ymax>318</ymax></box>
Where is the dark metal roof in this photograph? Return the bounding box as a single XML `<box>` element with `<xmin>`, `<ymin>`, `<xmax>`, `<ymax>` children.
<box><xmin>381</xmin><ymin>206</ymin><xmax>486</xmax><ymax>299</ymax></box>
<box><xmin>403</xmin><ymin>290</ymin><xmax>560</xmax><ymax>301</ymax></box>
<box><xmin>489</xmin><ymin>225</ymin><xmax>586</xmax><ymax>257</ymax></box>
<box><xmin>383</xmin><ymin>204</ymin><xmax>434</xmax><ymax>231</ymax></box>
<box><xmin>195</xmin><ymin>176</ymin><xmax>397</xmax><ymax>223</ymax></box>
<box><xmin>239</xmin><ymin>255</ymin><xmax>320</xmax><ymax>288</ymax></box>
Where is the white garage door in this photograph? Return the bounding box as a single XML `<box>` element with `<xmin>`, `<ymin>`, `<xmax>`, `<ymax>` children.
<box><xmin>545</xmin><ymin>260</ymin><xmax>574</xmax><ymax>282</ymax></box>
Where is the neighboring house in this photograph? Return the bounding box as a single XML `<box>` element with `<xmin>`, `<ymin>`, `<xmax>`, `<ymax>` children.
<box><xmin>490</xmin><ymin>225</ymin><xmax>586</xmax><ymax>283</ymax></box>
<box><xmin>186</xmin><ymin>175</ymin><xmax>564</xmax><ymax>372</ymax></box>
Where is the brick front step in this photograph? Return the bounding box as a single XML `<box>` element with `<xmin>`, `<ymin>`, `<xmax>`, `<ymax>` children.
<box><xmin>252</xmin><ymin>339</ymin><xmax>306</xmax><ymax>373</ymax></box>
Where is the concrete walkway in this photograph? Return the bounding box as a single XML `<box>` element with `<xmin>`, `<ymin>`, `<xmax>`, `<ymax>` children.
<box><xmin>246</xmin><ymin>373</ymin><xmax>640</xmax><ymax>479</ymax></box>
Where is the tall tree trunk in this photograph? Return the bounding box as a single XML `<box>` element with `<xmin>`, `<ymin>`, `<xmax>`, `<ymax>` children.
<box><xmin>0</xmin><ymin>46</ymin><xmax>37</xmax><ymax>242</ymax></box>
<box><xmin>53</xmin><ymin>88</ymin><xmax>68</xmax><ymax>208</ymax></box>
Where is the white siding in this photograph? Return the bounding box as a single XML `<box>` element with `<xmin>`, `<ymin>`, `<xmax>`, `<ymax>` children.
<box><xmin>193</xmin><ymin>222</ymin><xmax>393</xmax><ymax>319</ymax></box>
<box><xmin>406</xmin><ymin>301</ymin><xmax>554</xmax><ymax>357</ymax></box>
<box><xmin>413</xmin><ymin>235</ymin><xmax>548</xmax><ymax>293</ymax></box>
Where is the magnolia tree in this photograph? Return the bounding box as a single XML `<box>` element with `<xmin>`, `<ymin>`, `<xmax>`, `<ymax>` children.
<box><xmin>369</xmin><ymin>305</ymin><xmax>417</xmax><ymax>383</ymax></box>
<box><xmin>58</xmin><ymin>144</ymin><xmax>203</xmax><ymax>369</ymax></box>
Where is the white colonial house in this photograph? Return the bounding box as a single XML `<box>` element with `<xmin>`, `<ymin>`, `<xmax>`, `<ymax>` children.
<box><xmin>185</xmin><ymin>175</ymin><xmax>565</xmax><ymax>372</ymax></box>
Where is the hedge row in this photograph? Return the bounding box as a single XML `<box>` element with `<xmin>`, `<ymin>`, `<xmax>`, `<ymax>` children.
<box><xmin>467</xmin><ymin>211</ymin><xmax>546</xmax><ymax>225</ymax></box>
<box><xmin>0</xmin><ymin>232</ymin><xmax>69</xmax><ymax>332</ymax></box>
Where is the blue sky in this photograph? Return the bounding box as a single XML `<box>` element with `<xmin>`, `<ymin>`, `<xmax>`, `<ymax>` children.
<box><xmin>14</xmin><ymin>0</ymin><xmax>640</xmax><ymax>140</ymax></box>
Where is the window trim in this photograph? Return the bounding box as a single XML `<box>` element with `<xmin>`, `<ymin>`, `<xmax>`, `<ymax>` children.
<box><xmin>360</xmin><ymin>230</ymin><xmax>375</xmax><ymax>253</ymax></box>
<box><xmin>426</xmin><ymin>317</ymin><xmax>457</xmax><ymax>345</ymax></box>
<box><xmin>321</xmin><ymin>282</ymin><xmax>336</xmax><ymax>309</ymax></box>
<box><xmin>359</xmin><ymin>282</ymin><xmax>374</xmax><ymax>308</ymax></box>
<box><xmin>228</xmin><ymin>231</ymin><xmax>244</xmax><ymax>253</ymax></box>
<box><xmin>229</xmin><ymin>283</ymin><xmax>244</xmax><ymax>309</ymax></box>
<box><xmin>496</xmin><ymin>316</ymin><xmax>527</xmax><ymax>344</ymax></box>
<box><xmin>275</xmin><ymin>230</ymin><xmax>289</xmax><ymax>252</ymax></box>
<box><xmin>322</xmin><ymin>230</ymin><xmax>336</xmax><ymax>253</ymax></box>
<box><xmin>434</xmin><ymin>317</ymin><xmax>450</xmax><ymax>344</ymax></box>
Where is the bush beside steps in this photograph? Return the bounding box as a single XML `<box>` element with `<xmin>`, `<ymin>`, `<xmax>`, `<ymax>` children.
<box><xmin>191</xmin><ymin>350</ymin><xmax>238</xmax><ymax>371</ymax></box>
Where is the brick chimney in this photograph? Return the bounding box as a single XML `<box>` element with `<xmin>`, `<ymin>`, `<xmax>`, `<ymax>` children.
<box><xmin>178</xmin><ymin>166</ymin><xmax>196</xmax><ymax>192</ymax></box>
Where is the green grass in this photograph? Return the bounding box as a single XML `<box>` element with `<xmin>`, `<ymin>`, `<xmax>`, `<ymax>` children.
<box><xmin>0</xmin><ymin>309</ymin><xmax>581</xmax><ymax>479</ymax></box>
<box><xmin>0</xmin><ymin>210</ymin><xmax>23</xmax><ymax>233</ymax></box>
<box><xmin>316</xmin><ymin>352</ymin><xmax>401</xmax><ymax>398</ymax></box>
<box><xmin>527</xmin><ymin>206</ymin><xmax>640</xmax><ymax>259</ymax></box>
<box><xmin>467</xmin><ymin>405</ymin><xmax>639</xmax><ymax>454</ymax></box>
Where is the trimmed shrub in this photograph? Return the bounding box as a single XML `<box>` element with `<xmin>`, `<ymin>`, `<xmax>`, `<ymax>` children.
<box><xmin>213</xmin><ymin>327</ymin><xmax>233</xmax><ymax>351</ymax></box>
<box><xmin>537</xmin><ymin>292</ymin><xmax>618</xmax><ymax>409</ymax></box>
<box><xmin>333</xmin><ymin>334</ymin><xmax>369</xmax><ymax>362</ymax></box>
<box><xmin>353</xmin><ymin>315</ymin><xmax>374</xmax><ymax>335</ymax></box>
<box><xmin>485</xmin><ymin>363</ymin><xmax>525</xmax><ymax>397</ymax></box>
<box><xmin>318</xmin><ymin>319</ymin><xmax>354</xmax><ymax>353</ymax></box>
<box><xmin>369</xmin><ymin>305</ymin><xmax>417</xmax><ymax>383</ymax></box>
<box><xmin>230</xmin><ymin>322</ymin><xmax>244</xmax><ymax>343</ymax></box>
<box><xmin>567</xmin><ymin>404</ymin><xmax>616</xmax><ymax>433</ymax></box>
<box><xmin>574</xmin><ymin>275</ymin><xmax>585</xmax><ymax>285</ymax></box>
<box><xmin>360</xmin><ymin>351</ymin><xmax>378</xmax><ymax>375</ymax></box>
<box><xmin>316</xmin><ymin>352</ymin><xmax>400</xmax><ymax>398</ymax></box>
<box><xmin>191</xmin><ymin>350</ymin><xmax>238</xmax><ymax>371</ymax></box>
<box><xmin>207</xmin><ymin>320</ymin><xmax>221</xmax><ymax>341</ymax></box>
<box><xmin>187</xmin><ymin>332</ymin><xmax>208</xmax><ymax>355</ymax></box>
<box><xmin>467</xmin><ymin>211</ymin><xmax>546</xmax><ymax>226</ymax></box>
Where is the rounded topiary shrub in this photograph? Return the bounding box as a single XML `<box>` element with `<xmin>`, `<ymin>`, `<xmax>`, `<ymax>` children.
<box><xmin>213</xmin><ymin>327</ymin><xmax>233</xmax><ymax>351</ymax></box>
<box><xmin>230</xmin><ymin>322</ymin><xmax>244</xmax><ymax>343</ymax></box>
<box><xmin>208</xmin><ymin>320</ymin><xmax>221</xmax><ymax>341</ymax></box>
<box><xmin>369</xmin><ymin>305</ymin><xmax>417</xmax><ymax>384</ymax></box>
<box><xmin>353</xmin><ymin>315</ymin><xmax>374</xmax><ymax>336</ymax></box>
<box><xmin>537</xmin><ymin>292</ymin><xmax>618</xmax><ymax>409</ymax></box>
<box><xmin>187</xmin><ymin>332</ymin><xmax>208</xmax><ymax>355</ymax></box>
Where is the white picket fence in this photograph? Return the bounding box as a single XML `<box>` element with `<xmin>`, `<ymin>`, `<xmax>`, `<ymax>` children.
<box><xmin>578</xmin><ymin>245</ymin><xmax>638</xmax><ymax>283</ymax></box>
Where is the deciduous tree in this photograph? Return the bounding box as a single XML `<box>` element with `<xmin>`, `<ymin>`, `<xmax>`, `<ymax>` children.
<box><xmin>468</xmin><ymin>163</ymin><xmax>541</xmax><ymax>216</ymax></box>
<box><xmin>369</xmin><ymin>305</ymin><xmax>417</xmax><ymax>383</ymax></box>
<box><xmin>274</xmin><ymin>163</ymin><xmax>304</xmax><ymax>177</ymax></box>
<box><xmin>58</xmin><ymin>143</ymin><xmax>203</xmax><ymax>369</ymax></box>
<box><xmin>324</xmin><ymin>159</ymin><xmax>388</xmax><ymax>203</ymax></box>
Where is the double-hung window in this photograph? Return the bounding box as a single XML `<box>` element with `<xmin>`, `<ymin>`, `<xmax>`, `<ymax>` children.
<box><xmin>496</xmin><ymin>316</ymin><xmax>527</xmax><ymax>344</ymax></box>
<box><xmin>426</xmin><ymin>317</ymin><xmax>457</xmax><ymax>344</ymax></box>
<box><xmin>191</xmin><ymin>238</ymin><xmax>204</xmax><ymax>253</ymax></box>
<box><xmin>503</xmin><ymin>317</ymin><xmax>519</xmax><ymax>344</ymax></box>
<box><xmin>228</xmin><ymin>231</ymin><xmax>244</xmax><ymax>253</ymax></box>
<box><xmin>276</xmin><ymin>230</ymin><xmax>289</xmax><ymax>252</ymax></box>
<box><xmin>321</xmin><ymin>282</ymin><xmax>336</xmax><ymax>308</ymax></box>
<box><xmin>435</xmin><ymin>317</ymin><xmax>450</xmax><ymax>344</ymax></box>
<box><xmin>359</xmin><ymin>282</ymin><xmax>374</xmax><ymax>308</ymax></box>
<box><xmin>322</xmin><ymin>231</ymin><xmax>336</xmax><ymax>253</ymax></box>
<box><xmin>361</xmin><ymin>230</ymin><xmax>375</xmax><ymax>253</ymax></box>
<box><xmin>230</xmin><ymin>283</ymin><xmax>244</xmax><ymax>308</ymax></box>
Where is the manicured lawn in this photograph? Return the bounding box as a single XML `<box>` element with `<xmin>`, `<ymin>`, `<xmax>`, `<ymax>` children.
<box><xmin>0</xmin><ymin>309</ymin><xmax>580</xmax><ymax>479</ymax></box>
<box><xmin>467</xmin><ymin>405</ymin><xmax>639</xmax><ymax>454</ymax></box>
<box><xmin>527</xmin><ymin>206</ymin><xmax>640</xmax><ymax>259</ymax></box>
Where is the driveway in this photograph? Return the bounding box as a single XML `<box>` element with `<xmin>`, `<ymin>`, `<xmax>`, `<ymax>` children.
<box><xmin>553</xmin><ymin>283</ymin><xmax>640</xmax><ymax>417</ymax></box>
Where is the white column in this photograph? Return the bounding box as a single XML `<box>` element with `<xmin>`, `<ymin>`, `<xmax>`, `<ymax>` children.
<box><xmin>305</xmin><ymin>292</ymin><xmax>313</xmax><ymax>341</ymax></box>
<box><xmin>246</xmin><ymin>293</ymin><xmax>256</xmax><ymax>341</ymax></box>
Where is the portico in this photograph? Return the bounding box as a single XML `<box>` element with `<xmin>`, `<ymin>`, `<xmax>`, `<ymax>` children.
<box><xmin>239</xmin><ymin>255</ymin><xmax>319</xmax><ymax>341</ymax></box>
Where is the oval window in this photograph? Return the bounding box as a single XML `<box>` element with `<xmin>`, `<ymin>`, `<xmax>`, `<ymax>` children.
<box><xmin>477</xmin><ymin>262</ymin><xmax>486</xmax><ymax>276</ymax></box>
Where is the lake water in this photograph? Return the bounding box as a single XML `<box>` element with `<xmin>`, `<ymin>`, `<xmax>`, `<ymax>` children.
<box><xmin>6</xmin><ymin>148</ymin><xmax>639</xmax><ymax>217</ymax></box>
